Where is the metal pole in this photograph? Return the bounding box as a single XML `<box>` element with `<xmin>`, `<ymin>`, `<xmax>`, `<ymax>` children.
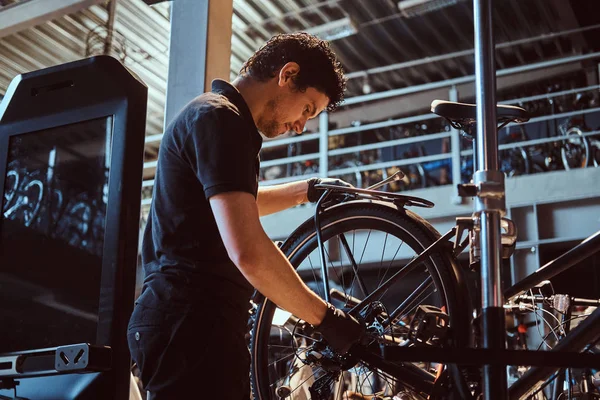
<box><xmin>103</xmin><ymin>0</ymin><xmax>117</xmax><ymax>56</ymax></box>
<box><xmin>448</xmin><ymin>86</ymin><xmax>462</xmax><ymax>204</ymax></box>
<box><xmin>319</xmin><ymin>111</ymin><xmax>329</xmax><ymax>178</ymax></box>
<box><xmin>473</xmin><ymin>0</ymin><xmax>506</xmax><ymax>398</ymax></box>
<box><xmin>474</xmin><ymin>0</ymin><xmax>498</xmax><ymax>172</ymax></box>
<box><xmin>164</xmin><ymin>0</ymin><xmax>210</xmax><ymax>129</ymax></box>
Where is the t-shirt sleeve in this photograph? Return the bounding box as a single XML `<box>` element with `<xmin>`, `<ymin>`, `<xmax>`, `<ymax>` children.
<box><xmin>181</xmin><ymin>107</ymin><xmax>258</xmax><ymax>200</ymax></box>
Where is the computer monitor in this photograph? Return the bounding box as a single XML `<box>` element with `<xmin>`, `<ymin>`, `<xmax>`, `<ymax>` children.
<box><xmin>0</xmin><ymin>56</ymin><xmax>147</xmax><ymax>400</ymax></box>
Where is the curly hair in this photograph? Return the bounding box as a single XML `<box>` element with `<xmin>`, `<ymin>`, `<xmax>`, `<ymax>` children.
<box><xmin>240</xmin><ymin>32</ymin><xmax>346</xmax><ymax>112</ymax></box>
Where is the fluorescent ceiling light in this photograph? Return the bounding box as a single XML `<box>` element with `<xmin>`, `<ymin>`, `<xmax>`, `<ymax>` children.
<box><xmin>304</xmin><ymin>17</ymin><xmax>357</xmax><ymax>41</ymax></box>
<box><xmin>397</xmin><ymin>0</ymin><xmax>462</xmax><ymax>18</ymax></box>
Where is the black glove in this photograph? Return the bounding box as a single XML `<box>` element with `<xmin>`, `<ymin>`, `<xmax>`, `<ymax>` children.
<box><xmin>314</xmin><ymin>303</ymin><xmax>364</xmax><ymax>354</ymax></box>
<box><xmin>306</xmin><ymin>178</ymin><xmax>354</xmax><ymax>203</ymax></box>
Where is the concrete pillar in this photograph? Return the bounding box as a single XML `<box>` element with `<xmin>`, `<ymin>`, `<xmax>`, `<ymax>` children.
<box><xmin>164</xmin><ymin>0</ymin><xmax>233</xmax><ymax>129</ymax></box>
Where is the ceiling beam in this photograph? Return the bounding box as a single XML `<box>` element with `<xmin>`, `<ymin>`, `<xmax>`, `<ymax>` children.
<box><xmin>0</xmin><ymin>0</ymin><xmax>105</xmax><ymax>39</ymax></box>
<box><xmin>549</xmin><ymin>0</ymin><xmax>587</xmax><ymax>53</ymax></box>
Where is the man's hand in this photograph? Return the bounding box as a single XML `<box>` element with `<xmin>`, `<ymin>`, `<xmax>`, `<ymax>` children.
<box><xmin>306</xmin><ymin>177</ymin><xmax>354</xmax><ymax>203</ymax></box>
<box><xmin>314</xmin><ymin>303</ymin><xmax>364</xmax><ymax>354</ymax></box>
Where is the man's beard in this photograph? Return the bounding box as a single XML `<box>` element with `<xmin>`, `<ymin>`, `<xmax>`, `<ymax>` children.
<box><xmin>257</xmin><ymin>98</ymin><xmax>283</xmax><ymax>138</ymax></box>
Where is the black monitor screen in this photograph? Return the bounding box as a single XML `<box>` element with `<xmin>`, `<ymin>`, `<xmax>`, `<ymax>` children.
<box><xmin>0</xmin><ymin>117</ymin><xmax>112</xmax><ymax>353</ymax></box>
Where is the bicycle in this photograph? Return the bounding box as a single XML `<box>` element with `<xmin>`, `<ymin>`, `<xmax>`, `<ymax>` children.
<box><xmin>248</xmin><ymin>99</ymin><xmax>600</xmax><ymax>400</ymax></box>
<box><xmin>412</xmin><ymin>147</ymin><xmax>529</xmax><ymax>188</ymax></box>
<box><xmin>2</xmin><ymin>147</ymin><xmax>108</xmax><ymax>257</ymax></box>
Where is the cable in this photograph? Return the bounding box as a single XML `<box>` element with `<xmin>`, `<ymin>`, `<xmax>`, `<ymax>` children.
<box><xmin>529</xmin><ymin>289</ymin><xmax>566</xmax><ymax>338</ymax></box>
<box><xmin>523</xmin><ymin>306</ymin><xmax>558</xmax><ymax>350</ymax></box>
<box><xmin>522</xmin><ymin>294</ymin><xmax>561</xmax><ymax>350</ymax></box>
<box><xmin>529</xmin><ymin>312</ymin><xmax>595</xmax><ymax>398</ymax></box>
<box><xmin>529</xmin><ymin>290</ymin><xmax>559</xmax><ymax>348</ymax></box>
<box><xmin>536</xmin><ymin>306</ymin><xmax>566</xmax><ymax>336</ymax></box>
<box><xmin>529</xmin><ymin>289</ymin><xmax>551</xmax><ymax>350</ymax></box>
<box><xmin>534</xmin><ymin>313</ymin><xmax>593</xmax><ymax>351</ymax></box>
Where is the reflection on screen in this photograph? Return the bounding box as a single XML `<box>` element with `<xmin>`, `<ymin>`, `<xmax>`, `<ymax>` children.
<box><xmin>0</xmin><ymin>117</ymin><xmax>111</xmax><ymax>353</ymax></box>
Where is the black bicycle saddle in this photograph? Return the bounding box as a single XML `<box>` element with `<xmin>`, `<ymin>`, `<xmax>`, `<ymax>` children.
<box><xmin>431</xmin><ymin>100</ymin><xmax>530</xmax><ymax>125</ymax></box>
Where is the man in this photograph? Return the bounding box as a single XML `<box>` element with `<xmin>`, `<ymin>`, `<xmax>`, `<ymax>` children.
<box><xmin>127</xmin><ymin>32</ymin><xmax>363</xmax><ymax>399</ymax></box>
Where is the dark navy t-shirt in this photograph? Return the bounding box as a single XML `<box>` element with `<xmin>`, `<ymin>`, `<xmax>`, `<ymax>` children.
<box><xmin>137</xmin><ymin>79</ymin><xmax>262</xmax><ymax>310</ymax></box>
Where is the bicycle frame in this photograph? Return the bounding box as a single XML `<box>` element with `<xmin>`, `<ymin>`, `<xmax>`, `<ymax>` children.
<box><xmin>308</xmin><ymin>185</ymin><xmax>600</xmax><ymax>398</ymax></box>
<box><xmin>505</xmin><ymin>229</ymin><xmax>600</xmax><ymax>299</ymax></box>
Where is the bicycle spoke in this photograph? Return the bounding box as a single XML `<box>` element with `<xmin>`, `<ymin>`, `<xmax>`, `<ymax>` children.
<box><xmin>266</xmin><ymin>349</ymin><xmax>297</xmax><ymax>368</ymax></box>
<box><xmin>306</xmin><ymin>255</ymin><xmax>324</xmax><ymax>298</ymax></box>
<box><xmin>375</xmin><ymin>239</ymin><xmax>406</xmax><ymax>300</ymax></box>
<box><xmin>355</xmin><ymin>363</ymin><xmax>398</xmax><ymax>397</ymax></box>
<box><xmin>338</xmin><ymin>231</ymin><xmax>368</xmax><ymax>298</ymax></box>
<box><xmin>284</xmin><ymin>367</ymin><xmax>322</xmax><ymax>396</ymax></box>
<box><xmin>323</xmin><ymin>243</ymin><xmax>344</xmax><ymax>284</ymax></box>
<box><xmin>266</xmin><ymin>343</ymin><xmax>311</xmax><ymax>351</ymax></box>
<box><xmin>282</xmin><ymin>354</ymin><xmax>315</xmax><ymax>392</ymax></box>
<box><xmin>351</xmin><ymin>230</ymin><xmax>376</xmax><ymax>300</ymax></box>
<box><xmin>356</xmin><ymin>370</ymin><xmax>375</xmax><ymax>396</ymax></box>
<box><xmin>377</xmin><ymin>233</ymin><xmax>389</xmax><ymax>287</ymax></box>
<box><xmin>363</xmin><ymin>369</ymin><xmax>381</xmax><ymax>396</ymax></box>
<box><xmin>292</xmin><ymin>332</ymin><xmax>320</xmax><ymax>344</ymax></box>
<box><xmin>336</xmin><ymin>234</ymin><xmax>347</xmax><ymax>292</ymax></box>
<box><xmin>270</xmin><ymin>362</ymin><xmax>322</xmax><ymax>392</ymax></box>
<box><xmin>357</xmin><ymin>229</ymin><xmax>372</xmax><ymax>266</ymax></box>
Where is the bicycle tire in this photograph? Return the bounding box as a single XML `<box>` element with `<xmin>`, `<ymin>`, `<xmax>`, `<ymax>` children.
<box><xmin>560</xmin><ymin>127</ymin><xmax>590</xmax><ymax>170</ymax></box>
<box><xmin>250</xmin><ymin>202</ymin><xmax>471</xmax><ymax>400</ymax></box>
<box><xmin>415</xmin><ymin>163</ymin><xmax>427</xmax><ymax>188</ymax></box>
<box><xmin>500</xmin><ymin>147</ymin><xmax>530</xmax><ymax>177</ymax></box>
<box><xmin>593</xmin><ymin>139</ymin><xmax>600</xmax><ymax>167</ymax></box>
<box><xmin>4</xmin><ymin>173</ymin><xmax>44</xmax><ymax>227</ymax></box>
<box><xmin>3</xmin><ymin>169</ymin><xmax>20</xmax><ymax>212</ymax></box>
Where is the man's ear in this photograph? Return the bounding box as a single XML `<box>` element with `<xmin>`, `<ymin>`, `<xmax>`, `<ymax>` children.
<box><xmin>278</xmin><ymin>62</ymin><xmax>300</xmax><ymax>87</ymax></box>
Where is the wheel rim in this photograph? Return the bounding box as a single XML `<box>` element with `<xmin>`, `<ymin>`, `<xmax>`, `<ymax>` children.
<box><xmin>253</xmin><ymin>214</ymin><xmax>458</xmax><ymax>400</ymax></box>
<box><xmin>561</xmin><ymin>128</ymin><xmax>590</xmax><ymax>170</ymax></box>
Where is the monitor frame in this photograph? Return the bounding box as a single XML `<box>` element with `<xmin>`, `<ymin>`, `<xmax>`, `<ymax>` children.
<box><xmin>0</xmin><ymin>55</ymin><xmax>147</xmax><ymax>399</ymax></box>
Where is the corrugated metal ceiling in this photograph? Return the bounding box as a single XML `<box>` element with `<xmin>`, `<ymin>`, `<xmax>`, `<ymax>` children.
<box><xmin>0</xmin><ymin>0</ymin><xmax>170</xmax><ymax>161</ymax></box>
<box><xmin>1</xmin><ymin>0</ymin><xmax>599</xmax><ymax>162</ymax></box>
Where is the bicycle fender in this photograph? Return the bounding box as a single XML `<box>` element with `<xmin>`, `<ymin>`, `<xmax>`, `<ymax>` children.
<box><xmin>403</xmin><ymin>208</ymin><xmax>474</xmax><ymax>335</ymax></box>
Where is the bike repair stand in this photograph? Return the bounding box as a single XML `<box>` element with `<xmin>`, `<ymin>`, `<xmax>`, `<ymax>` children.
<box><xmin>472</xmin><ymin>0</ymin><xmax>507</xmax><ymax>398</ymax></box>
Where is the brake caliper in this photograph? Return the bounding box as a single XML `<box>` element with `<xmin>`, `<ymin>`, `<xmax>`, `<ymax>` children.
<box><xmin>362</xmin><ymin>301</ymin><xmax>388</xmax><ymax>335</ymax></box>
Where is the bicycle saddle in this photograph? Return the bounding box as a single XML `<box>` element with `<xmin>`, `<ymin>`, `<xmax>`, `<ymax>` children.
<box><xmin>431</xmin><ymin>100</ymin><xmax>530</xmax><ymax>125</ymax></box>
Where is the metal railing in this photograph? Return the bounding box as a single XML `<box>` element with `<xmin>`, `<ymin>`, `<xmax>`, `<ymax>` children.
<box><xmin>256</xmin><ymin>88</ymin><xmax>600</xmax><ymax>186</ymax></box>
<box><xmin>140</xmin><ymin>52</ymin><xmax>600</xmax><ymax>207</ymax></box>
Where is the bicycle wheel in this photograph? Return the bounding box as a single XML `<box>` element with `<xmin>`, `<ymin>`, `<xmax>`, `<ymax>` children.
<box><xmin>560</xmin><ymin>127</ymin><xmax>590</xmax><ymax>170</ymax></box>
<box><xmin>592</xmin><ymin>139</ymin><xmax>600</xmax><ymax>167</ymax></box>
<box><xmin>3</xmin><ymin>169</ymin><xmax>20</xmax><ymax>212</ymax></box>
<box><xmin>250</xmin><ymin>202</ymin><xmax>471</xmax><ymax>400</ymax></box>
<box><xmin>500</xmin><ymin>147</ymin><xmax>530</xmax><ymax>177</ymax></box>
<box><xmin>4</xmin><ymin>175</ymin><xmax>44</xmax><ymax>227</ymax></box>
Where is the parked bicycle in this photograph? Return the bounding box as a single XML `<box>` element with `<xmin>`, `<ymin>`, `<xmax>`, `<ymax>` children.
<box><xmin>2</xmin><ymin>148</ymin><xmax>108</xmax><ymax>257</ymax></box>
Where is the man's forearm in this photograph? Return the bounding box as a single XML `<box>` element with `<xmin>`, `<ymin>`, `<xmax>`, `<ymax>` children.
<box><xmin>237</xmin><ymin>236</ymin><xmax>327</xmax><ymax>326</ymax></box>
<box><xmin>256</xmin><ymin>179</ymin><xmax>309</xmax><ymax>216</ymax></box>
